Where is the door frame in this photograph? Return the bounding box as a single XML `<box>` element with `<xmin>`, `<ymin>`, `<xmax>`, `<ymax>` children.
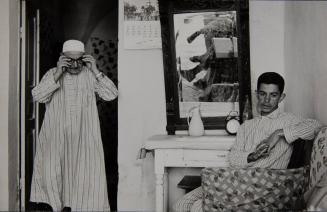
<box><xmin>19</xmin><ymin>0</ymin><xmax>26</xmax><ymax>210</ymax></box>
<box><xmin>19</xmin><ymin>0</ymin><xmax>40</xmax><ymax>210</ymax></box>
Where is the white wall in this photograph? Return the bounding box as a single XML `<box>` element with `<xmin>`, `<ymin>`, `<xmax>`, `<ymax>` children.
<box><xmin>0</xmin><ymin>0</ymin><xmax>10</xmax><ymax>208</ymax></box>
<box><xmin>249</xmin><ymin>1</ymin><xmax>286</xmax><ymax>116</ymax></box>
<box><xmin>311</xmin><ymin>2</ymin><xmax>327</xmax><ymax>124</ymax></box>
<box><xmin>284</xmin><ymin>1</ymin><xmax>327</xmax><ymax>123</ymax></box>
<box><xmin>284</xmin><ymin>1</ymin><xmax>315</xmax><ymax>118</ymax></box>
<box><xmin>0</xmin><ymin>0</ymin><xmax>19</xmax><ymax>210</ymax></box>
<box><xmin>8</xmin><ymin>0</ymin><xmax>20</xmax><ymax>210</ymax></box>
<box><xmin>117</xmin><ymin>0</ymin><xmax>166</xmax><ymax>210</ymax></box>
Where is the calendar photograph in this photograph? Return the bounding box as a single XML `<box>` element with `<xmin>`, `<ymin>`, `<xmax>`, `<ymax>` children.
<box><xmin>123</xmin><ymin>0</ymin><xmax>162</xmax><ymax>49</ymax></box>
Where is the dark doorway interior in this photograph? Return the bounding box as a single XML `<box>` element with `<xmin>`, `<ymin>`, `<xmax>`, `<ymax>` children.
<box><xmin>24</xmin><ymin>0</ymin><xmax>118</xmax><ymax>211</ymax></box>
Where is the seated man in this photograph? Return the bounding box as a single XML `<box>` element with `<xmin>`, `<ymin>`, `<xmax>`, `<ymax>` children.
<box><xmin>173</xmin><ymin>72</ymin><xmax>322</xmax><ymax>212</ymax></box>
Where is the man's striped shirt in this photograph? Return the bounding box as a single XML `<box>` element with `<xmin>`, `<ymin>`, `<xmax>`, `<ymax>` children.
<box><xmin>228</xmin><ymin>108</ymin><xmax>321</xmax><ymax>169</ymax></box>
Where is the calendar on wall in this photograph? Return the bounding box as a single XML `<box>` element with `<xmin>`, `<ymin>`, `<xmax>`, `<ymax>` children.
<box><xmin>123</xmin><ymin>0</ymin><xmax>162</xmax><ymax>49</ymax></box>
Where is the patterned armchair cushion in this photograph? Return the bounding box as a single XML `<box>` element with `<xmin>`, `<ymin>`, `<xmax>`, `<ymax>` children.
<box><xmin>308</xmin><ymin>126</ymin><xmax>327</xmax><ymax>191</ymax></box>
<box><xmin>305</xmin><ymin>126</ymin><xmax>327</xmax><ymax>210</ymax></box>
<box><xmin>201</xmin><ymin>166</ymin><xmax>309</xmax><ymax>212</ymax></box>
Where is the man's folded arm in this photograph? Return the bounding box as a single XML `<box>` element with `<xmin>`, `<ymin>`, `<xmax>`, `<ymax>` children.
<box><xmin>283</xmin><ymin>118</ymin><xmax>322</xmax><ymax>143</ymax></box>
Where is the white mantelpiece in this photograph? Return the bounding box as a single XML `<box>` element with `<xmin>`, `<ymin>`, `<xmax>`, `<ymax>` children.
<box><xmin>145</xmin><ymin>134</ymin><xmax>235</xmax><ymax>150</ymax></box>
<box><xmin>145</xmin><ymin>134</ymin><xmax>236</xmax><ymax>212</ymax></box>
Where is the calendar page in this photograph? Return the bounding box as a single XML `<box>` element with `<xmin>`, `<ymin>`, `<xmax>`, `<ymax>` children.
<box><xmin>123</xmin><ymin>0</ymin><xmax>162</xmax><ymax>49</ymax></box>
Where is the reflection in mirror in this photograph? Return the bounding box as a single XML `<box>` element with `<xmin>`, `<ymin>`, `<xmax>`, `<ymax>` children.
<box><xmin>174</xmin><ymin>11</ymin><xmax>239</xmax><ymax>117</ymax></box>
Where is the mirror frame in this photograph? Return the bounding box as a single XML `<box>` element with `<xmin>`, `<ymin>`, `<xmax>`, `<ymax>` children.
<box><xmin>159</xmin><ymin>0</ymin><xmax>251</xmax><ymax>135</ymax></box>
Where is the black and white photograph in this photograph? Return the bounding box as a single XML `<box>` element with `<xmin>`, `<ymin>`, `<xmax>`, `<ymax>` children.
<box><xmin>124</xmin><ymin>0</ymin><xmax>159</xmax><ymax>21</ymax></box>
<box><xmin>0</xmin><ymin>0</ymin><xmax>327</xmax><ymax>212</ymax></box>
<box><xmin>123</xmin><ymin>0</ymin><xmax>161</xmax><ymax>49</ymax></box>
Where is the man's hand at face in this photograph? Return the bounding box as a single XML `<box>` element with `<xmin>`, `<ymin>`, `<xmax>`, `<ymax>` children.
<box><xmin>82</xmin><ymin>55</ymin><xmax>99</xmax><ymax>75</ymax></box>
<box><xmin>54</xmin><ymin>55</ymin><xmax>70</xmax><ymax>82</ymax></box>
<box><xmin>57</xmin><ymin>55</ymin><xmax>71</xmax><ymax>73</ymax></box>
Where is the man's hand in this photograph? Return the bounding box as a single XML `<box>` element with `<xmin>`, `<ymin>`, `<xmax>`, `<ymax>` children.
<box><xmin>257</xmin><ymin>129</ymin><xmax>285</xmax><ymax>152</ymax></box>
<box><xmin>247</xmin><ymin>129</ymin><xmax>284</xmax><ymax>163</ymax></box>
<box><xmin>54</xmin><ymin>55</ymin><xmax>70</xmax><ymax>82</ymax></box>
<box><xmin>82</xmin><ymin>54</ymin><xmax>99</xmax><ymax>75</ymax></box>
<box><xmin>56</xmin><ymin>55</ymin><xmax>71</xmax><ymax>72</ymax></box>
<box><xmin>247</xmin><ymin>143</ymin><xmax>269</xmax><ymax>163</ymax></box>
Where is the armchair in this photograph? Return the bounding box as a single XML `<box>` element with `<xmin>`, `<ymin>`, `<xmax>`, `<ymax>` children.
<box><xmin>201</xmin><ymin>130</ymin><xmax>326</xmax><ymax>211</ymax></box>
<box><xmin>202</xmin><ymin>166</ymin><xmax>308</xmax><ymax>211</ymax></box>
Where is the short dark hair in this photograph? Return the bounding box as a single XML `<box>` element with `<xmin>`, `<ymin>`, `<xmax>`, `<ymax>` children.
<box><xmin>257</xmin><ymin>72</ymin><xmax>285</xmax><ymax>93</ymax></box>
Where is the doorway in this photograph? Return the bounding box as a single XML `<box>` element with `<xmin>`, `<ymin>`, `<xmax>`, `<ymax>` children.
<box><xmin>21</xmin><ymin>0</ymin><xmax>118</xmax><ymax>210</ymax></box>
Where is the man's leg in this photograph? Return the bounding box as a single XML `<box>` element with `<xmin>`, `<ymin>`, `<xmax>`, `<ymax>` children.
<box><xmin>172</xmin><ymin>187</ymin><xmax>202</xmax><ymax>212</ymax></box>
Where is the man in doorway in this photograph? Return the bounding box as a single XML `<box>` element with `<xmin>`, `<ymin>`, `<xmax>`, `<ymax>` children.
<box><xmin>173</xmin><ymin>72</ymin><xmax>321</xmax><ymax>212</ymax></box>
<box><xmin>30</xmin><ymin>40</ymin><xmax>118</xmax><ymax>211</ymax></box>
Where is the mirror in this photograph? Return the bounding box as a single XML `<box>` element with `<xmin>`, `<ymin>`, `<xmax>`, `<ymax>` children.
<box><xmin>175</xmin><ymin>11</ymin><xmax>239</xmax><ymax>118</ymax></box>
<box><xmin>159</xmin><ymin>0</ymin><xmax>251</xmax><ymax>135</ymax></box>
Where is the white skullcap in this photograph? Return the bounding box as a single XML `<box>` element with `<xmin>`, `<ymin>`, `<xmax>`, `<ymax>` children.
<box><xmin>62</xmin><ymin>39</ymin><xmax>85</xmax><ymax>53</ymax></box>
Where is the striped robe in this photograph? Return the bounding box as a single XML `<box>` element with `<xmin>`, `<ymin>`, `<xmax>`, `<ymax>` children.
<box><xmin>30</xmin><ymin>67</ymin><xmax>118</xmax><ymax>211</ymax></box>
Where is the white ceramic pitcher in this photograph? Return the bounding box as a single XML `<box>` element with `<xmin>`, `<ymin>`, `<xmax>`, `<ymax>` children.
<box><xmin>187</xmin><ymin>105</ymin><xmax>204</xmax><ymax>136</ymax></box>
